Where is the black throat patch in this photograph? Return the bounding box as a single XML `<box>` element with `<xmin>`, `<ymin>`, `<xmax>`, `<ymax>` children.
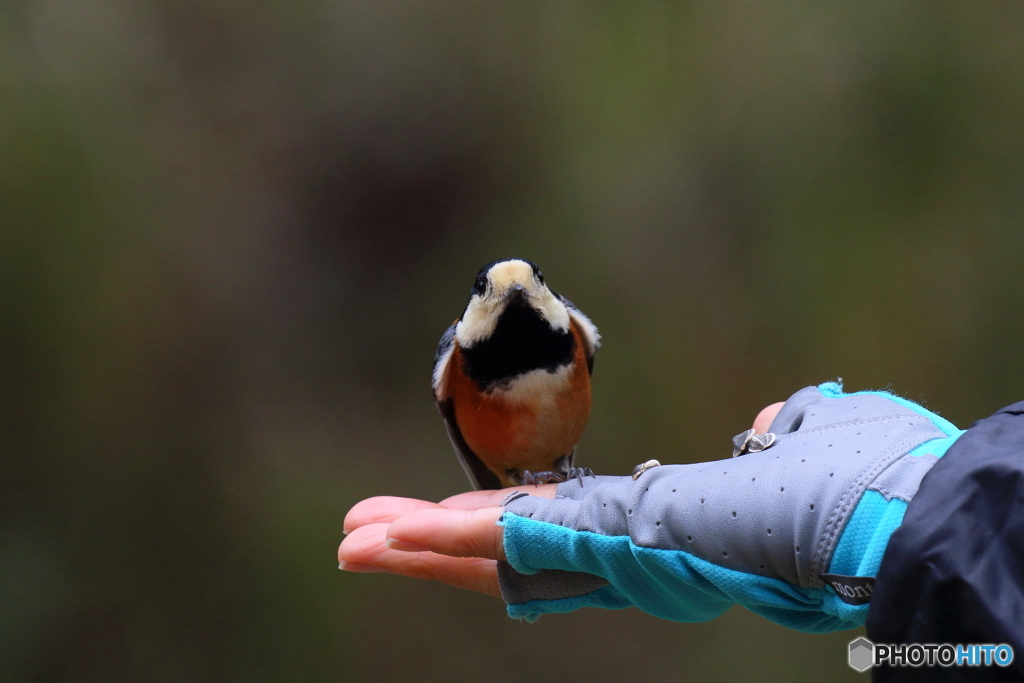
<box><xmin>460</xmin><ymin>301</ymin><xmax>575</xmax><ymax>392</ymax></box>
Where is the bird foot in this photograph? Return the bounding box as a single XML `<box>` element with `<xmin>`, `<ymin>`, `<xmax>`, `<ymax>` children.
<box><xmin>521</xmin><ymin>467</ymin><xmax>596</xmax><ymax>487</ymax></box>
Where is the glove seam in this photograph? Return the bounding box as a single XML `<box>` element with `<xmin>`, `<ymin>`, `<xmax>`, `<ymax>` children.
<box><xmin>785</xmin><ymin>414</ymin><xmax>908</xmax><ymax>436</ymax></box>
<box><xmin>812</xmin><ymin>434</ymin><xmax>920</xmax><ymax>587</ymax></box>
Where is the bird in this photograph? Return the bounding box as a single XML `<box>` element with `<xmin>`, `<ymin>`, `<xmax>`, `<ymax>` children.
<box><xmin>432</xmin><ymin>258</ymin><xmax>600</xmax><ymax>490</ymax></box>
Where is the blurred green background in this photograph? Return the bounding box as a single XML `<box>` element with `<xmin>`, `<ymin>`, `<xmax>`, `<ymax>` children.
<box><xmin>3</xmin><ymin>1</ymin><xmax>1024</xmax><ymax>681</ymax></box>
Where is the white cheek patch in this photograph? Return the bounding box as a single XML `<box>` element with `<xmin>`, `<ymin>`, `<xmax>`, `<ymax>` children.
<box><xmin>456</xmin><ymin>296</ymin><xmax>501</xmax><ymax>346</ymax></box>
<box><xmin>490</xmin><ymin>364</ymin><xmax>573</xmax><ymax>405</ymax></box>
<box><xmin>533</xmin><ymin>289</ymin><xmax>570</xmax><ymax>333</ymax></box>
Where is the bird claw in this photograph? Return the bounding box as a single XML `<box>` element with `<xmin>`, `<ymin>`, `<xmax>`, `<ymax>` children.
<box><xmin>568</xmin><ymin>466</ymin><xmax>596</xmax><ymax>486</ymax></box>
<box><xmin>521</xmin><ymin>467</ymin><xmax>596</xmax><ymax>487</ymax></box>
<box><xmin>521</xmin><ymin>470</ymin><xmax>559</xmax><ymax>486</ymax></box>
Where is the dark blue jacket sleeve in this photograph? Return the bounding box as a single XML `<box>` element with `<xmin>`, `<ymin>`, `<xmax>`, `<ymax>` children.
<box><xmin>867</xmin><ymin>401</ymin><xmax>1024</xmax><ymax>682</ymax></box>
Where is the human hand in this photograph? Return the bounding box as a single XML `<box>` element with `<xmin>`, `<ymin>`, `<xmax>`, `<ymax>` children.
<box><xmin>338</xmin><ymin>382</ymin><xmax>961</xmax><ymax>633</ymax></box>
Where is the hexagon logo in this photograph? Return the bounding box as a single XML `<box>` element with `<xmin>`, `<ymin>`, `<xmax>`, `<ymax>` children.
<box><xmin>849</xmin><ymin>637</ymin><xmax>874</xmax><ymax>672</ymax></box>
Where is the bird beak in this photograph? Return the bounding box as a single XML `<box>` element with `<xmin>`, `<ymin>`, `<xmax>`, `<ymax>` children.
<box><xmin>504</xmin><ymin>283</ymin><xmax>527</xmax><ymax>302</ymax></box>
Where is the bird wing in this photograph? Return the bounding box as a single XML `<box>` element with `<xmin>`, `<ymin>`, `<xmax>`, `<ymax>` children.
<box><xmin>432</xmin><ymin>321</ymin><xmax>503</xmax><ymax>490</ymax></box>
<box><xmin>436</xmin><ymin>398</ymin><xmax>503</xmax><ymax>490</ymax></box>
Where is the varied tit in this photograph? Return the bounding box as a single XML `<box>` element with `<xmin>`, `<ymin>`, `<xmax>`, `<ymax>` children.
<box><xmin>432</xmin><ymin>258</ymin><xmax>600</xmax><ymax>490</ymax></box>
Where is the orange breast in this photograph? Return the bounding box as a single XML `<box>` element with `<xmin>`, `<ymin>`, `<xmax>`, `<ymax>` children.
<box><xmin>447</xmin><ymin>321</ymin><xmax>592</xmax><ymax>485</ymax></box>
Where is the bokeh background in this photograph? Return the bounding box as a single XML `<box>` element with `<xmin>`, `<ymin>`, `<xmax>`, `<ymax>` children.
<box><xmin>4</xmin><ymin>1</ymin><xmax>1024</xmax><ymax>681</ymax></box>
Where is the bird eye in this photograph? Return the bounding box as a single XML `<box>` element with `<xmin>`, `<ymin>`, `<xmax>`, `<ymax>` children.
<box><xmin>473</xmin><ymin>276</ymin><xmax>487</xmax><ymax>295</ymax></box>
<box><xmin>531</xmin><ymin>264</ymin><xmax>544</xmax><ymax>284</ymax></box>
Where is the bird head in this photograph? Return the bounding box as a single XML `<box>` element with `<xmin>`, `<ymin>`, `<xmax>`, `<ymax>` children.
<box><xmin>454</xmin><ymin>258</ymin><xmax>570</xmax><ymax>348</ymax></box>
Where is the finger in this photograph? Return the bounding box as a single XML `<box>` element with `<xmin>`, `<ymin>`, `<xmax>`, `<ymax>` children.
<box><xmin>339</xmin><ymin>523</ymin><xmax>500</xmax><ymax>597</ymax></box>
<box><xmin>344</xmin><ymin>496</ymin><xmax>444</xmax><ymax>535</ymax></box>
<box><xmin>753</xmin><ymin>402</ymin><xmax>786</xmax><ymax>434</ymax></box>
<box><xmin>440</xmin><ymin>485</ymin><xmax>557</xmax><ymax>510</ymax></box>
<box><xmin>385</xmin><ymin>507</ymin><xmax>506</xmax><ymax>560</ymax></box>
<box><xmin>339</xmin><ymin>523</ymin><xmax>399</xmax><ymax>567</ymax></box>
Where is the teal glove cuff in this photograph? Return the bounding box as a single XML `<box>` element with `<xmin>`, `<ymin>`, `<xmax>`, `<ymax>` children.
<box><xmin>502</xmin><ymin>512</ymin><xmax>861</xmax><ymax>631</ymax></box>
